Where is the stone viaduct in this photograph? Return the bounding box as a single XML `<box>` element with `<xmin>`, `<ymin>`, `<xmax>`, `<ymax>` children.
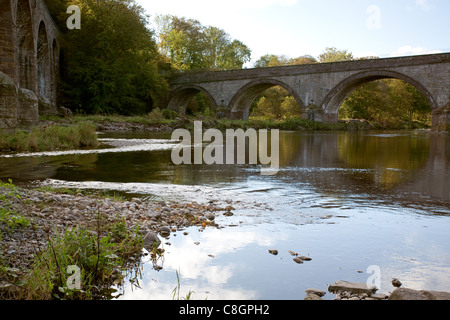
<box><xmin>167</xmin><ymin>53</ymin><xmax>450</xmax><ymax>131</ymax></box>
<box><xmin>0</xmin><ymin>0</ymin><xmax>61</xmax><ymax>129</ymax></box>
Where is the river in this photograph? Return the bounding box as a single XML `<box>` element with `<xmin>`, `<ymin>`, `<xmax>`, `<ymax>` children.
<box><xmin>1</xmin><ymin>129</ymin><xmax>449</xmax><ymax>300</ymax></box>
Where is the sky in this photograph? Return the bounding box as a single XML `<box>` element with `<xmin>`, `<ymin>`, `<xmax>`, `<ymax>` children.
<box><xmin>137</xmin><ymin>0</ymin><xmax>450</xmax><ymax>65</ymax></box>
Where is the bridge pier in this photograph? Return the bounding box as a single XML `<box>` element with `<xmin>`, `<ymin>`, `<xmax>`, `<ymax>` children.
<box><xmin>432</xmin><ymin>105</ymin><xmax>450</xmax><ymax>132</ymax></box>
<box><xmin>0</xmin><ymin>71</ymin><xmax>18</xmax><ymax>129</ymax></box>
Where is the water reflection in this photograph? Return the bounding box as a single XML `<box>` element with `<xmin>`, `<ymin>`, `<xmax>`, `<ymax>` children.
<box><xmin>337</xmin><ymin>133</ymin><xmax>429</xmax><ymax>188</ymax></box>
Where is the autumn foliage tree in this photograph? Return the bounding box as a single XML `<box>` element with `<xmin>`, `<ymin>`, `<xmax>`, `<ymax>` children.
<box><xmin>155</xmin><ymin>14</ymin><xmax>251</xmax><ymax>71</ymax></box>
<box><xmin>45</xmin><ymin>0</ymin><xmax>168</xmax><ymax>115</ymax></box>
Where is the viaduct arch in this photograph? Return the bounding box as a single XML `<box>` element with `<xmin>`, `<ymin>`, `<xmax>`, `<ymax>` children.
<box><xmin>0</xmin><ymin>0</ymin><xmax>62</xmax><ymax>129</ymax></box>
<box><xmin>167</xmin><ymin>53</ymin><xmax>450</xmax><ymax>131</ymax></box>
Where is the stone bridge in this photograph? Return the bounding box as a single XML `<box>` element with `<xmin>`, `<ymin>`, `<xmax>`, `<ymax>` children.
<box><xmin>0</xmin><ymin>0</ymin><xmax>62</xmax><ymax>129</ymax></box>
<box><xmin>167</xmin><ymin>53</ymin><xmax>450</xmax><ymax>131</ymax></box>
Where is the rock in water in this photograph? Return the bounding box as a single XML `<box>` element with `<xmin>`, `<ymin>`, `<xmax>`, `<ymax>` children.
<box><xmin>328</xmin><ymin>281</ymin><xmax>377</xmax><ymax>295</ymax></box>
<box><xmin>389</xmin><ymin>288</ymin><xmax>450</xmax><ymax>300</ymax></box>
<box><xmin>143</xmin><ymin>232</ymin><xmax>161</xmax><ymax>250</ymax></box>
<box><xmin>304</xmin><ymin>293</ymin><xmax>323</xmax><ymax>300</ymax></box>
<box><xmin>159</xmin><ymin>226</ymin><xmax>171</xmax><ymax>237</ymax></box>
<box><xmin>305</xmin><ymin>288</ymin><xmax>327</xmax><ymax>297</ymax></box>
<box><xmin>293</xmin><ymin>257</ymin><xmax>304</xmax><ymax>264</ymax></box>
<box><xmin>392</xmin><ymin>278</ymin><xmax>402</xmax><ymax>288</ymax></box>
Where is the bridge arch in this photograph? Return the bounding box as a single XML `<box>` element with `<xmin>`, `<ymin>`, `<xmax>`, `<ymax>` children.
<box><xmin>167</xmin><ymin>84</ymin><xmax>218</xmax><ymax>115</ymax></box>
<box><xmin>36</xmin><ymin>20</ymin><xmax>50</xmax><ymax>99</ymax></box>
<box><xmin>0</xmin><ymin>0</ymin><xmax>16</xmax><ymax>81</ymax></box>
<box><xmin>229</xmin><ymin>79</ymin><xmax>304</xmax><ymax>120</ymax></box>
<box><xmin>321</xmin><ymin>70</ymin><xmax>438</xmax><ymax>123</ymax></box>
<box><xmin>16</xmin><ymin>0</ymin><xmax>36</xmax><ymax>91</ymax></box>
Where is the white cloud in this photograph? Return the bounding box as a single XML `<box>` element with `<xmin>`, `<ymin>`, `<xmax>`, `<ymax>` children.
<box><xmin>415</xmin><ymin>0</ymin><xmax>434</xmax><ymax>11</ymax></box>
<box><xmin>390</xmin><ymin>45</ymin><xmax>442</xmax><ymax>57</ymax></box>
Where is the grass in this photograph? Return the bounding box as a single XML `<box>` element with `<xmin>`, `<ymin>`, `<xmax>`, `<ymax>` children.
<box><xmin>0</xmin><ymin>179</ymin><xmax>30</xmax><ymax>233</ymax></box>
<box><xmin>20</xmin><ymin>216</ymin><xmax>143</xmax><ymax>300</ymax></box>
<box><xmin>0</xmin><ymin>180</ymin><xmax>144</xmax><ymax>300</ymax></box>
<box><xmin>0</xmin><ymin>121</ymin><xmax>99</xmax><ymax>153</ymax></box>
<box><xmin>172</xmin><ymin>269</ymin><xmax>195</xmax><ymax>300</ymax></box>
<box><xmin>42</xmin><ymin>108</ymin><xmax>178</xmax><ymax>126</ymax></box>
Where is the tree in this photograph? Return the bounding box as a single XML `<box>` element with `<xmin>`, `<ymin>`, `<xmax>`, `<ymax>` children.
<box><xmin>253</xmin><ymin>54</ymin><xmax>316</xmax><ymax>68</ymax></box>
<box><xmin>155</xmin><ymin>14</ymin><xmax>251</xmax><ymax>71</ymax></box>
<box><xmin>318</xmin><ymin>47</ymin><xmax>354</xmax><ymax>63</ymax></box>
<box><xmin>250</xmin><ymin>54</ymin><xmax>315</xmax><ymax>119</ymax></box>
<box><xmin>54</xmin><ymin>0</ymin><xmax>168</xmax><ymax>115</ymax></box>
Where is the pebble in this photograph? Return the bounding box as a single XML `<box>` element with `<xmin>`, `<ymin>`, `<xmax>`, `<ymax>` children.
<box><xmin>293</xmin><ymin>257</ymin><xmax>304</xmax><ymax>264</ymax></box>
<box><xmin>159</xmin><ymin>226</ymin><xmax>171</xmax><ymax>237</ymax></box>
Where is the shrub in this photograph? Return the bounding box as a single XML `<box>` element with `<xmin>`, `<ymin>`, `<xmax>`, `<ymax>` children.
<box><xmin>161</xmin><ymin>109</ymin><xmax>179</xmax><ymax>120</ymax></box>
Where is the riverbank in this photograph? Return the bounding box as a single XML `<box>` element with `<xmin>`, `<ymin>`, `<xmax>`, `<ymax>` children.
<box><xmin>40</xmin><ymin>113</ymin><xmax>431</xmax><ymax>134</ymax></box>
<box><xmin>0</xmin><ymin>181</ymin><xmax>225</xmax><ymax>299</ymax></box>
<box><xmin>0</xmin><ymin>121</ymin><xmax>99</xmax><ymax>153</ymax></box>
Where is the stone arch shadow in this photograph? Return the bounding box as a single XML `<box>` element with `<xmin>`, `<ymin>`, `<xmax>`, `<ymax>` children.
<box><xmin>167</xmin><ymin>84</ymin><xmax>218</xmax><ymax>115</ymax></box>
<box><xmin>16</xmin><ymin>0</ymin><xmax>36</xmax><ymax>91</ymax></box>
<box><xmin>36</xmin><ymin>20</ymin><xmax>51</xmax><ymax>100</ymax></box>
<box><xmin>321</xmin><ymin>70</ymin><xmax>439</xmax><ymax>123</ymax></box>
<box><xmin>228</xmin><ymin>79</ymin><xmax>305</xmax><ymax>120</ymax></box>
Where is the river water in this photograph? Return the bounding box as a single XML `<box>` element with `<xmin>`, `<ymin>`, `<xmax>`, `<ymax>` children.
<box><xmin>1</xmin><ymin>129</ymin><xmax>449</xmax><ymax>300</ymax></box>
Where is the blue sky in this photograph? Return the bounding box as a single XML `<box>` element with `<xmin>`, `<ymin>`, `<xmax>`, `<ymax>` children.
<box><xmin>138</xmin><ymin>0</ymin><xmax>450</xmax><ymax>65</ymax></box>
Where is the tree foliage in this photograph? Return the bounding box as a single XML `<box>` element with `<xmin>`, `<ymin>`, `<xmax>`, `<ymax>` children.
<box><xmin>251</xmin><ymin>54</ymin><xmax>316</xmax><ymax>119</ymax></box>
<box><xmin>154</xmin><ymin>14</ymin><xmax>251</xmax><ymax>71</ymax></box>
<box><xmin>318</xmin><ymin>47</ymin><xmax>354</xmax><ymax>63</ymax></box>
<box><xmin>45</xmin><ymin>0</ymin><xmax>168</xmax><ymax>115</ymax></box>
<box><xmin>254</xmin><ymin>54</ymin><xmax>317</xmax><ymax>68</ymax></box>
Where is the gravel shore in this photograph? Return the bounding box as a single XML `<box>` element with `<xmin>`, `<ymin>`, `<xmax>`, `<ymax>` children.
<box><xmin>0</xmin><ymin>185</ymin><xmax>224</xmax><ymax>276</ymax></box>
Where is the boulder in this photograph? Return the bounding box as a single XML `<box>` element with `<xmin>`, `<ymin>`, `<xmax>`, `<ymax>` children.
<box><xmin>59</xmin><ymin>106</ymin><xmax>73</xmax><ymax>117</ymax></box>
<box><xmin>305</xmin><ymin>288</ymin><xmax>327</xmax><ymax>297</ymax></box>
<box><xmin>17</xmin><ymin>88</ymin><xmax>39</xmax><ymax>128</ymax></box>
<box><xmin>37</xmin><ymin>95</ymin><xmax>58</xmax><ymax>116</ymax></box>
<box><xmin>143</xmin><ymin>231</ymin><xmax>161</xmax><ymax>250</ymax></box>
<box><xmin>304</xmin><ymin>293</ymin><xmax>323</xmax><ymax>300</ymax></box>
<box><xmin>0</xmin><ymin>71</ymin><xmax>18</xmax><ymax>129</ymax></box>
<box><xmin>328</xmin><ymin>281</ymin><xmax>377</xmax><ymax>295</ymax></box>
<box><xmin>389</xmin><ymin>288</ymin><xmax>450</xmax><ymax>300</ymax></box>
<box><xmin>158</xmin><ymin>226</ymin><xmax>171</xmax><ymax>237</ymax></box>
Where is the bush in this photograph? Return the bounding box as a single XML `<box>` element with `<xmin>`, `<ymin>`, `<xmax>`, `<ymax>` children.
<box><xmin>161</xmin><ymin>109</ymin><xmax>179</xmax><ymax>120</ymax></box>
<box><xmin>146</xmin><ymin>108</ymin><xmax>164</xmax><ymax>123</ymax></box>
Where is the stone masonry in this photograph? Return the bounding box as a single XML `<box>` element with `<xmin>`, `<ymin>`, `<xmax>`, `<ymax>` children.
<box><xmin>168</xmin><ymin>53</ymin><xmax>450</xmax><ymax>131</ymax></box>
<box><xmin>0</xmin><ymin>0</ymin><xmax>61</xmax><ymax>129</ymax></box>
